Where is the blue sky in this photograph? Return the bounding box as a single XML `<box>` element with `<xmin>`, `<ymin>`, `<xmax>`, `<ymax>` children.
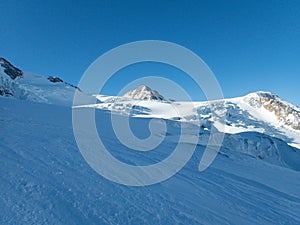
<box><xmin>1</xmin><ymin>0</ymin><xmax>299</xmax><ymax>105</ymax></box>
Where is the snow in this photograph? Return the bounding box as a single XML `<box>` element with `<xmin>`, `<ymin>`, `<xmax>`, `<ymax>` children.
<box><xmin>1</xmin><ymin>63</ymin><xmax>300</xmax><ymax>223</ymax></box>
<box><xmin>1</xmin><ymin>97</ymin><xmax>300</xmax><ymax>224</ymax></box>
<box><xmin>0</xmin><ymin>67</ymin><xmax>76</xmax><ymax>106</ymax></box>
<box><xmin>233</xmin><ymin>97</ymin><xmax>300</xmax><ymax>149</ymax></box>
<box><xmin>122</xmin><ymin>85</ymin><xmax>167</xmax><ymax>101</ymax></box>
<box><xmin>87</xmin><ymin>93</ymin><xmax>300</xmax><ymax>150</ymax></box>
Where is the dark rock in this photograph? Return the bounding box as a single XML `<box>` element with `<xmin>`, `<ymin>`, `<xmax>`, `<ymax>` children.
<box><xmin>64</xmin><ymin>81</ymin><xmax>81</xmax><ymax>91</ymax></box>
<box><xmin>47</xmin><ymin>76</ymin><xmax>81</xmax><ymax>91</ymax></box>
<box><xmin>48</xmin><ymin>76</ymin><xmax>64</xmax><ymax>83</ymax></box>
<box><xmin>0</xmin><ymin>57</ymin><xmax>23</xmax><ymax>80</ymax></box>
<box><xmin>0</xmin><ymin>87</ymin><xmax>13</xmax><ymax>96</ymax></box>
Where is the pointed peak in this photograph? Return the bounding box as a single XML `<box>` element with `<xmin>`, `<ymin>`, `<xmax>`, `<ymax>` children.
<box><xmin>135</xmin><ymin>85</ymin><xmax>152</xmax><ymax>91</ymax></box>
<box><xmin>122</xmin><ymin>85</ymin><xmax>167</xmax><ymax>101</ymax></box>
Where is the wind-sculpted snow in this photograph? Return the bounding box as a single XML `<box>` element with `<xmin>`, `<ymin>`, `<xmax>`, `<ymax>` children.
<box><xmin>1</xmin><ymin>97</ymin><xmax>300</xmax><ymax>224</ymax></box>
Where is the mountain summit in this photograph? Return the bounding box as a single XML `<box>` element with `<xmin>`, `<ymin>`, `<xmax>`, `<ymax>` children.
<box><xmin>244</xmin><ymin>91</ymin><xmax>300</xmax><ymax>130</ymax></box>
<box><xmin>122</xmin><ymin>85</ymin><xmax>167</xmax><ymax>101</ymax></box>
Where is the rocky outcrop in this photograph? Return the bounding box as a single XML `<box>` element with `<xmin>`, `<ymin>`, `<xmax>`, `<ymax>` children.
<box><xmin>48</xmin><ymin>76</ymin><xmax>81</xmax><ymax>91</ymax></box>
<box><xmin>0</xmin><ymin>57</ymin><xmax>81</xmax><ymax>104</ymax></box>
<box><xmin>0</xmin><ymin>57</ymin><xmax>23</xmax><ymax>79</ymax></box>
<box><xmin>48</xmin><ymin>76</ymin><xmax>64</xmax><ymax>83</ymax></box>
<box><xmin>244</xmin><ymin>92</ymin><xmax>300</xmax><ymax>130</ymax></box>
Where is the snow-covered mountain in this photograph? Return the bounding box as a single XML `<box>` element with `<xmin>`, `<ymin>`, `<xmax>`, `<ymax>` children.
<box><xmin>122</xmin><ymin>85</ymin><xmax>168</xmax><ymax>101</ymax></box>
<box><xmin>89</xmin><ymin>88</ymin><xmax>300</xmax><ymax>150</ymax></box>
<box><xmin>81</xmin><ymin>90</ymin><xmax>300</xmax><ymax>171</ymax></box>
<box><xmin>0</xmin><ymin>57</ymin><xmax>79</xmax><ymax>106</ymax></box>
<box><xmin>1</xmin><ymin>57</ymin><xmax>300</xmax><ymax>224</ymax></box>
<box><xmin>244</xmin><ymin>91</ymin><xmax>300</xmax><ymax>130</ymax></box>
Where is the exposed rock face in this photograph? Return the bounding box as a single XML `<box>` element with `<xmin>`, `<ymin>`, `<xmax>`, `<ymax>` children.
<box><xmin>244</xmin><ymin>92</ymin><xmax>300</xmax><ymax>130</ymax></box>
<box><xmin>48</xmin><ymin>76</ymin><xmax>63</xmax><ymax>83</ymax></box>
<box><xmin>48</xmin><ymin>76</ymin><xmax>81</xmax><ymax>91</ymax></box>
<box><xmin>0</xmin><ymin>88</ymin><xmax>13</xmax><ymax>96</ymax></box>
<box><xmin>122</xmin><ymin>85</ymin><xmax>167</xmax><ymax>101</ymax></box>
<box><xmin>0</xmin><ymin>57</ymin><xmax>23</xmax><ymax>79</ymax></box>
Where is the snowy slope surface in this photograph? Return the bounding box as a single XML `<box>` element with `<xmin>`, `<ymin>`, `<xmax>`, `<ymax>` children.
<box><xmin>1</xmin><ymin>57</ymin><xmax>300</xmax><ymax>224</ymax></box>
<box><xmin>0</xmin><ymin>57</ymin><xmax>77</xmax><ymax>106</ymax></box>
<box><xmin>1</xmin><ymin>97</ymin><xmax>300</xmax><ymax>224</ymax></box>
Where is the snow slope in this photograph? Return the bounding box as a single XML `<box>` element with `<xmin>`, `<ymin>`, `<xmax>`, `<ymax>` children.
<box><xmin>1</xmin><ymin>97</ymin><xmax>300</xmax><ymax>224</ymax></box>
<box><xmin>0</xmin><ymin>58</ymin><xmax>77</xmax><ymax>106</ymax></box>
<box><xmin>90</xmin><ymin>89</ymin><xmax>300</xmax><ymax>150</ymax></box>
<box><xmin>1</xmin><ymin>57</ymin><xmax>300</xmax><ymax>224</ymax></box>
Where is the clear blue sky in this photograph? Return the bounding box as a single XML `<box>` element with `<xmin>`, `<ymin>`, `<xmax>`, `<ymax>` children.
<box><xmin>1</xmin><ymin>0</ymin><xmax>299</xmax><ymax>105</ymax></box>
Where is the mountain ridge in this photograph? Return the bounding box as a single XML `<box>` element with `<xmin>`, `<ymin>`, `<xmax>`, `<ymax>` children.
<box><xmin>1</xmin><ymin>56</ymin><xmax>300</xmax><ymax>143</ymax></box>
<box><xmin>1</xmin><ymin>57</ymin><xmax>300</xmax><ymax>224</ymax></box>
<box><xmin>0</xmin><ymin>57</ymin><xmax>80</xmax><ymax>106</ymax></box>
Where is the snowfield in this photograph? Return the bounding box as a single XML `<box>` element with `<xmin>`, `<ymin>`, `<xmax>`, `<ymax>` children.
<box><xmin>1</xmin><ymin>97</ymin><xmax>300</xmax><ymax>224</ymax></box>
<box><xmin>92</xmin><ymin>91</ymin><xmax>300</xmax><ymax>150</ymax></box>
<box><xmin>1</xmin><ymin>58</ymin><xmax>300</xmax><ymax>224</ymax></box>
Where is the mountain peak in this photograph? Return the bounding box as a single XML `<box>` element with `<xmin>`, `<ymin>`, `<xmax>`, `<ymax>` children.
<box><xmin>122</xmin><ymin>85</ymin><xmax>167</xmax><ymax>101</ymax></box>
<box><xmin>135</xmin><ymin>85</ymin><xmax>152</xmax><ymax>91</ymax></box>
<box><xmin>244</xmin><ymin>91</ymin><xmax>300</xmax><ymax>130</ymax></box>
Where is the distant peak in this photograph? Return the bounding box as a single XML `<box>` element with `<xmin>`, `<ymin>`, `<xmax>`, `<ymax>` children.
<box><xmin>244</xmin><ymin>91</ymin><xmax>300</xmax><ymax>130</ymax></box>
<box><xmin>122</xmin><ymin>85</ymin><xmax>167</xmax><ymax>101</ymax></box>
<box><xmin>135</xmin><ymin>85</ymin><xmax>152</xmax><ymax>91</ymax></box>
